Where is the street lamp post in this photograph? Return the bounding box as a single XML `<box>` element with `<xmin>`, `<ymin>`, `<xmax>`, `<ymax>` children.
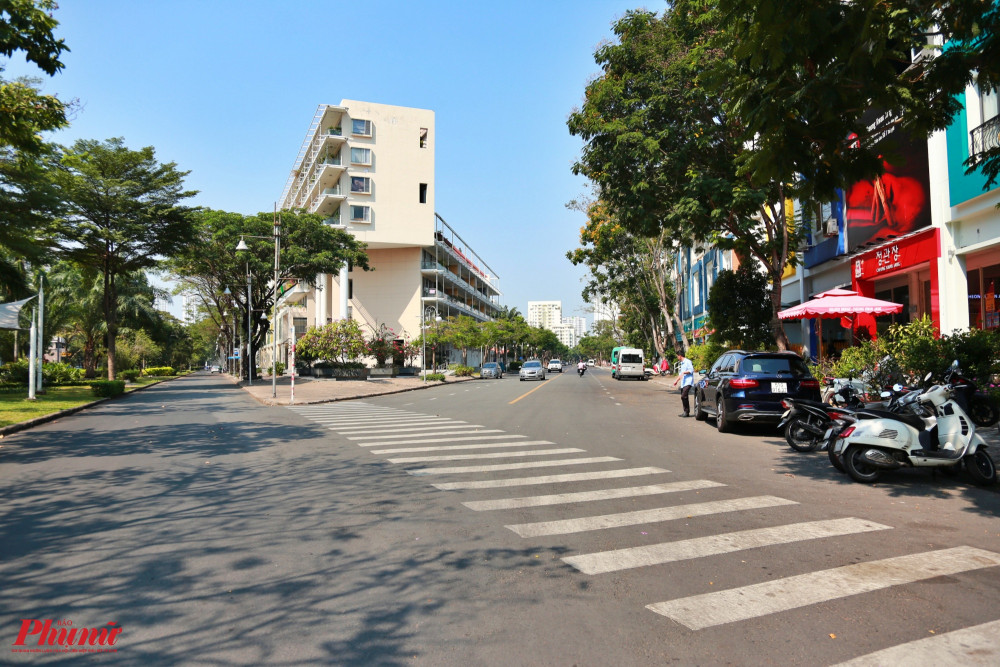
<box><xmin>236</xmin><ymin>209</ymin><xmax>281</xmax><ymax>398</ymax></box>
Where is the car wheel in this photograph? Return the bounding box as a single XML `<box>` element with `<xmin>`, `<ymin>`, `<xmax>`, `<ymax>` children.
<box><xmin>694</xmin><ymin>392</ymin><xmax>707</xmax><ymax>421</ymax></box>
<box><xmin>716</xmin><ymin>397</ymin><xmax>730</xmax><ymax>433</ymax></box>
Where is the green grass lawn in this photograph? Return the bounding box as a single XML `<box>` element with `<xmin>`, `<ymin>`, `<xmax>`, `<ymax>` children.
<box><xmin>0</xmin><ymin>386</ymin><xmax>98</xmax><ymax>428</ymax></box>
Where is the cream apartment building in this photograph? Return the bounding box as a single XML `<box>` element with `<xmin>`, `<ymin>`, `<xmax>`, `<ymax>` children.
<box><xmin>273</xmin><ymin>100</ymin><xmax>501</xmax><ymax>368</ymax></box>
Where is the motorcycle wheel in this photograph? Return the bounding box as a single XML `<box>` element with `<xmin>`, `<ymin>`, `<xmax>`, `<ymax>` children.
<box><xmin>964</xmin><ymin>450</ymin><xmax>998</xmax><ymax>486</ymax></box>
<box><xmin>828</xmin><ymin>441</ymin><xmax>846</xmax><ymax>473</ymax></box>
<box><xmin>843</xmin><ymin>445</ymin><xmax>882</xmax><ymax>484</ymax></box>
<box><xmin>785</xmin><ymin>418</ymin><xmax>822</xmax><ymax>452</ymax></box>
<box><xmin>967</xmin><ymin>396</ymin><xmax>1000</xmax><ymax>428</ymax></box>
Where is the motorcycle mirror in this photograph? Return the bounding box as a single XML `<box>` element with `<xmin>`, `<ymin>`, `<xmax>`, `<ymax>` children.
<box><xmin>880</xmin><ymin>391</ymin><xmax>891</xmax><ymax>399</ymax></box>
<box><xmin>924</xmin><ymin>371</ymin><xmax>932</xmax><ymax>382</ymax></box>
<box><xmin>893</xmin><ymin>383</ymin><xmax>903</xmax><ymax>392</ymax></box>
<box><xmin>950</xmin><ymin>360</ymin><xmax>959</xmax><ymax>371</ymax></box>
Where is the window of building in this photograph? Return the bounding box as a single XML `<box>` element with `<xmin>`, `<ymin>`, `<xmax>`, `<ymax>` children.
<box><xmin>350</xmin><ymin>176</ymin><xmax>371</xmax><ymax>194</ymax></box>
<box><xmin>350</xmin><ymin>205</ymin><xmax>370</xmax><ymax>222</ymax></box>
<box><xmin>351</xmin><ymin>119</ymin><xmax>372</xmax><ymax>137</ymax></box>
<box><xmin>419</xmin><ymin>183</ymin><xmax>427</xmax><ymax>203</ymax></box>
<box><xmin>350</xmin><ymin>147</ymin><xmax>371</xmax><ymax>165</ymax></box>
<box><xmin>348</xmin><ymin>279</ymin><xmax>353</xmax><ymax>300</ymax></box>
<box><xmin>419</xmin><ymin>128</ymin><xmax>428</xmax><ymax>148</ymax></box>
<box><xmin>692</xmin><ymin>268</ymin><xmax>701</xmax><ymax>307</ymax></box>
<box><xmin>293</xmin><ymin>317</ymin><xmax>308</xmax><ymax>336</ymax></box>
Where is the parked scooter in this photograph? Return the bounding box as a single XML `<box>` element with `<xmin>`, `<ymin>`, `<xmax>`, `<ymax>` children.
<box><xmin>831</xmin><ymin>361</ymin><xmax>997</xmax><ymax>485</ymax></box>
<box><xmin>950</xmin><ymin>367</ymin><xmax>1000</xmax><ymax>427</ymax></box>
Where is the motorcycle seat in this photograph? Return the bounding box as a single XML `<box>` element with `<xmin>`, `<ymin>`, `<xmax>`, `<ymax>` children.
<box><xmin>855</xmin><ymin>408</ymin><xmax>926</xmax><ymax>431</ymax></box>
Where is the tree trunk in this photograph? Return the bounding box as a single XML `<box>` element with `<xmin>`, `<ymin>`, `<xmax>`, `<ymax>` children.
<box><xmin>104</xmin><ymin>262</ymin><xmax>118</xmax><ymax>381</ymax></box>
<box><xmin>769</xmin><ymin>274</ymin><xmax>790</xmax><ymax>351</ymax></box>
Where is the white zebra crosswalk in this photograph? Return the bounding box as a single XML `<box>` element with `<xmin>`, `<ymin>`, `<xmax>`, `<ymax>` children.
<box><xmin>288</xmin><ymin>401</ymin><xmax>1000</xmax><ymax>660</ymax></box>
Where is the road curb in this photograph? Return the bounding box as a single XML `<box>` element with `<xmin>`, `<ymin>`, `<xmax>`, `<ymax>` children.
<box><xmin>0</xmin><ymin>375</ymin><xmax>186</xmax><ymax>438</ymax></box>
<box><xmin>241</xmin><ymin>375</ymin><xmax>477</xmax><ymax>406</ymax></box>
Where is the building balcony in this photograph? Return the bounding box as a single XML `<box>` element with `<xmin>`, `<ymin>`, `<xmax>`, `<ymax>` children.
<box><xmin>310</xmin><ymin>186</ymin><xmax>346</xmax><ymax>216</ymax></box>
<box><xmin>971</xmin><ymin>116</ymin><xmax>1000</xmax><ymax>164</ymax></box>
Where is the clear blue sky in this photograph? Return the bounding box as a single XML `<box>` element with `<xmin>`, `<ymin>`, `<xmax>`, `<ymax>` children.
<box><xmin>9</xmin><ymin>0</ymin><xmax>657</xmax><ymax>323</ymax></box>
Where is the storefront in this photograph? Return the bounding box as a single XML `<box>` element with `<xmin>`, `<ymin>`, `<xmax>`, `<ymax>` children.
<box><xmin>963</xmin><ymin>246</ymin><xmax>1000</xmax><ymax>330</ymax></box>
<box><xmin>850</xmin><ymin>227</ymin><xmax>941</xmax><ymax>337</ymax></box>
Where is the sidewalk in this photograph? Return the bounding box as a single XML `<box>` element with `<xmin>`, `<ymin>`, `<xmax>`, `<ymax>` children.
<box><xmin>236</xmin><ymin>373</ymin><xmax>474</xmax><ymax>406</ymax></box>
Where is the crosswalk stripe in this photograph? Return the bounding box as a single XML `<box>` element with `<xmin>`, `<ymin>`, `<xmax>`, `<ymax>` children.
<box><xmin>407</xmin><ymin>456</ymin><xmax>622</xmax><ymax>476</ymax></box>
<box><xmin>564</xmin><ymin>517</ymin><xmax>891</xmax><ymax>575</ymax></box>
<box><xmin>832</xmin><ymin>618</ymin><xmax>1000</xmax><ymax>666</ymax></box>
<box><xmin>387</xmin><ymin>448</ymin><xmax>585</xmax><ymax>464</ymax></box>
<box><xmin>354</xmin><ymin>434</ymin><xmax>529</xmax><ymax>447</ymax></box>
<box><xmin>506</xmin><ymin>496</ymin><xmax>798</xmax><ymax>538</ymax></box>
<box><xmin>334</xmin><ymin>422</ymin><xmax>474</xmax><ymax>434</ymax></box>
<box><xmin>431</xmin><ymin>467</ymin><xmax>671</xmax><ymax>490</ymax></box>
<box><xmin>314</xmin><ymin>417</ymin><xmax>446</xmax><ymax>425</ymax></box>
<box><xmin>462</xmin><ymin>480</ymin><xmax>725</xmax><ymax>511</ymax></box>
<box><xmin>321</xmin><ymin>419</ymin><xmax>453</xmax><ymax>429</ymax></box>
<box><xmin>646</xmin><ymin>546</ymin><xmax>1000</xmax><ymax>630</ymax></box>
<box><xmin>371</xmin><ymin>440</ymin><xmax>554</xmax><ymax>454</ymax></box>
<box><xmin>347</xmin><ymin>429</ymin><xmax>505</xmax><ymax>441</ymax></box>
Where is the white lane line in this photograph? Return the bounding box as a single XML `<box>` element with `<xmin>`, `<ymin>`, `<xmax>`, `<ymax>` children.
<box><xmin>294</xmin><ymin>409</ymin><xmax>407</xmax><ymax>415</ymax></box>
<box><xmin>321</xmin><ymin>418</ymin><xmax>452</xmax><ymax>427</ymax></box>
<box><xmin>833</xmin><ymin>619</ymin><xmax>1000</xmax><ymax>666</ymax></box>
<box><xmin>347</xmin><ymin>429</ymin><xmax>505</xmax><ymax>441</ymax></box>
<box><xmin>334</xmin><ymin>422</ymin><xmax>474</xmax><ymax>435</ymax></box>
<box><xmin>432</xmin><ymin>467</ymin><xmax>671</xmax><ymax>490</ymax></box>
<box><xmin>646</xmin><ymin>546</ymin><xmax>1000</xmax><ymax>631</ymax></box>
<box><xmin>407</xmin><ymin>456</ymin><xmax>622</xmax><ymax>476</ymax></box>
<box><xmin>564</xmin><ymin>518</ymin><xmax>891</xmax><ymax>575</ymax></box>
<box><xmin>355</xmin><ymin>434</ymin><xmax>529</xmax><ymax>447</ymax></box>
<box><xmin>387</xmin><ymin>448</ymin><xmax>585</xmax><ymax>464</ymax></box>
<box><xmin>506</xmin><ymin>496</ymin><xmax>798</xmax><ymax>538</ymax></box>
<box><xmin>462</xmin><ymin>480</ymin><xmax>725</xmax><ymax>511</ymax></box>
<box><xmin>371</xmin><ymin>440</ymin><xmax>554</xmax><ymax>454</ymax></box>
<box><xmin>314</xmin><ymin>416</ymin><xmax>443</xmax><ymax>425</ymax></box>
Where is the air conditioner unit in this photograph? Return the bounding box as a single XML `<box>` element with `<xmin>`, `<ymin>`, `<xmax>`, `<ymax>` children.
<box><xmin>824</xmin><ymin>217</ymin><xmax>839</xmax><ymax>237</ymax></box>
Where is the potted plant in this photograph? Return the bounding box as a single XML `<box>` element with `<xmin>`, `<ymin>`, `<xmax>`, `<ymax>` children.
<box><xmin>368</xmin><ymin>323</ymin><xmax>399</xmax><ymax>377</ymax></box>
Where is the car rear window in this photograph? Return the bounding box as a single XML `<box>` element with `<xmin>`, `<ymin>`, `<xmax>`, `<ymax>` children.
<box><xmin>483</xmin><ymin>363</ymin><xmax>496</xmax><ymax>369</ymax></box>
<box><xmin>739</xmin><ymin>356</ymin><xmax>810</xmax><ymax>375</ymax></box>
<box><xmin>621</xmin><ymin>353</ymin><xmax>642</xmax><ymax>363</ymax></box>
<box><xmin>524</xmin><ymin>361</ymin><xmax>540</xmax><ymax>368</ymax></box>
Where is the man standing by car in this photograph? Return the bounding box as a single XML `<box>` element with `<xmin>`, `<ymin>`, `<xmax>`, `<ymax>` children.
<box><xmin>673</xmin><ymin>353</ymin><xmax>694</xmax><ymax>417</ymax></box>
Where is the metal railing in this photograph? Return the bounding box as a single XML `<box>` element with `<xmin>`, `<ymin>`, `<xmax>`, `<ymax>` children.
<box><xmin>971</xmin><ymin>116</ymin><xmax>1000</xmax><ymax>163</ymax></box>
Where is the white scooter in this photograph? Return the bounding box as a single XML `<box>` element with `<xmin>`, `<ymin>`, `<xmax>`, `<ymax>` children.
<box><xmin>831</xmin><ymin>361</ymin><xmax>997</xmax><ymax>486</ymax></box>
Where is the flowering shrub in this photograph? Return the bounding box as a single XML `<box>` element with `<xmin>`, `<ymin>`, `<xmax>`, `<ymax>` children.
<box><xmin>367</xmin><ymin>323</ymin><xmax>396</xmax><ymax>368</ymax></box>
<box><xmin>296</xmin><ymin>319</ymin><xmax>367</xmax><ymax>366</ymax></box>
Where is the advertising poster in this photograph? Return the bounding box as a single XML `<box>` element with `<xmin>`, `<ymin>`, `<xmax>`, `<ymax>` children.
<box><xmin>844</xmin><ymin>108</ymin><xmax>931</xmax><ymax>251</ymax></box>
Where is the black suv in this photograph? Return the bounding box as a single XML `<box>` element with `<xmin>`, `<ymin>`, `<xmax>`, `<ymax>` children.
<box><xmin>693</xmin><ymin>351</ymin><xmax>820</xmax><ymax>432</ymax></box>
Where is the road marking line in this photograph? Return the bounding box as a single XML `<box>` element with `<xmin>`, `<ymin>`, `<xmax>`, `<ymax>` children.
<box><xmin>431</xmin><ymin>467</ymin><xmax>671</xmax><ymax>490</ymax></box>
<box><xmin>387</xmin><ymin>448</ymin><xmax>585</xmax><ymax>463</ymax></box>
<box><xmin>564</xmin><ymin>518</ymin><xmax>890</xmax><ymax>575</ymax></box>
<box><xmin>462</xmin><ymin>480</ymin><xmax>725</xmax><ymax>511</ymax></box>
<box><xmin>407</xmin><ymin>456</ymin><xmax>622</xmax><ymax>476</ymax></box>
<box><xmin>347</xmin><ymin>429</ymin><xmax>505</xmax><ymax>441</ymax></box>
<box><xmin>506</xmin><ymin>496</ymin><xmax>797</xmax><ymax>538</ymax></box>
<box><xmin>317</xmin><ymin>417</ymin><xmax>449</xmax><ymax>426</ymax></box>
<box><xmin>354</xmin><ymin>434</ymin><xmax>529</xmax><ymax>447</ymax></box>
<box><xmin>334</xmin><ymin>422</ymin><xmax>475</xmax><ymax>435</ymax></box>
<box><xmin>646</xmin><ymin>546</ymin><xmax>1000</xmax><ymax>630</ymax></box>
<box><xmin>509</xmin><ymin>377</ymin><xmax>558</xmax><ymax>405</ymax></box>
<box><xmin>832</xmin><ymin>618</ymin><xmax>1000</xmax><ymax>666</ymax></box>
<box><xmin>371</xmin><ymin>440</ymin><xmax>554</xmax><ymax>454</ymax></box>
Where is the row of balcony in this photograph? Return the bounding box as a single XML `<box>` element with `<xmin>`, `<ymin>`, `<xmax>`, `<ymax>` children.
<box><xmin>422</xmin><ymin>290</ymin><xmax>497</xmax><ymax>321</ymax></box>
<box><xmin>421</xmin><ymin>261</ymin><xmax>498</xmax><ymax>308</ymax></box>
<box><xmin>971</xmin><ymin>116</ymin><xmax>999</xmax><ymax>164</ymax></box>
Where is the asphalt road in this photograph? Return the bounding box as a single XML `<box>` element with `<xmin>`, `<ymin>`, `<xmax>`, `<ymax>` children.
<box><xmin>1</xmin><ymin>369</ymin><xmax>999</xmax><ymax>665</ymax></box>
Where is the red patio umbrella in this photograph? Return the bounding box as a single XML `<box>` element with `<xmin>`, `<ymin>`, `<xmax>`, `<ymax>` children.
<box><xmin>778</xmin><ymin>288</ymin><xmax>903</xmax><ymax>356</ymax></box>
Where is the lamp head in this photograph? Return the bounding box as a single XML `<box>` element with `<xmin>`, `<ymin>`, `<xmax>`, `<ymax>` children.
<box><xmin>235</xmin><ymin>237</ymin><xmax>249</xmax><ymax>252</ymax></box>
<box><xmin>222</xmin><ymin>287</ymin><xmax>231</xmax><ymax>295</ymax></box>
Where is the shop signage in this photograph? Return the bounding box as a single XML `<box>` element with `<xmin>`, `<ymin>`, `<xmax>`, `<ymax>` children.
<box><xmin>852</xmin><ymin>229</ymin><xmax>938</xmax><ymax>282</ymax></box>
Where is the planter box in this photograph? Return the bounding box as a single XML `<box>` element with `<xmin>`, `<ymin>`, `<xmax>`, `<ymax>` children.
<box><xmin>369</xmin><ymin>366</ymin><xmax>399</xmax><ymax>378</ymax></box>
<box><xmin>321</xmin><ymin>367</ymin><xmax>370</xmax><ymax>381</ymax></box>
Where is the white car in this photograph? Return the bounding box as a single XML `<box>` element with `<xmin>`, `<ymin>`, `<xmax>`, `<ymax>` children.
<box><xmin>519</xmin><ymin>360</ymin><xmax>546</xmax><ymax>381</ymax></box>
<box><xmin>547</xmin><ymin>359</ymin><xmax>563</xmax><ymax>373</ymax></box>
<box><xmin>587</xmin><ymin>359</ymin><xmax>595</xmax><ymax>367</ymax></box>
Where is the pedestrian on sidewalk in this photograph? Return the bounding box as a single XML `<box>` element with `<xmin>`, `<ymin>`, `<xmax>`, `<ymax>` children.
<box><xmin>673</xmin><ymin>353</ymin><xmax>694</xmax><ymax>417</ymax></box>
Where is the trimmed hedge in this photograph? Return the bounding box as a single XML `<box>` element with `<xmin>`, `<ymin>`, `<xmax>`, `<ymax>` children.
<box><xmin>425</xmin><ymin>373</ymin><xmax>446</xmax><ymax>382</ymax></box>
<box><xmin>142</xmin><ymin>366</ymin><xmax>176</xmax><ymax>377</ymax></box>
<box><xmin>90</xmin><ymin>380</ymin><xmax>126</xmax><ymax>398</ymax></box>
<box><xmin>453</xmin><ymin>365</ymin><xmax>475</xmax><ymax>377</ymax></box>
<box><xmin>119</xmin><ymin>369</ymin><xmax>141</xmax><ymax>382</ymax></box>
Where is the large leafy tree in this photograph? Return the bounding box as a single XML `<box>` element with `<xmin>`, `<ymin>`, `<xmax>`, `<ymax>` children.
<box><xmin>568</xmin><ymin>5</ymin><xmax>796</xmax><ymax>350</ymax></box>
<box><xmin>51</xmin><ymin>138</ymin><xmax>197</xmax><ymax>379</ymax></box>
<box><xmin>169</xmin><ymin>208</ymin><xmax>370</xmax><ymax>380</ymax></box>
<box><xmin>706</xmin><ymin>266</ymin><xmax>773</xmax><ymax>350</ymax></box>
<box><xmin>717</xmin><ymin>0</ymin><xmax>1000</xmax><ymax>194</ymax></box>
<box><xmin>568</xmin><ymin>199</ymin><xmax>683</xmax><ymax>356</ymax></box>
<box><xmin>0</xmin><ymin>0</ymin><xmax>69</xmax><ymax>154</ymax></box>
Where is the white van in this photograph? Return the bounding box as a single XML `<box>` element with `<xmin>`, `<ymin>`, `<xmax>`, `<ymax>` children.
<box><xmin>615</xmin><ymin>348</ymin><xmax>646</xmax><ymax>380</ymax></box>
